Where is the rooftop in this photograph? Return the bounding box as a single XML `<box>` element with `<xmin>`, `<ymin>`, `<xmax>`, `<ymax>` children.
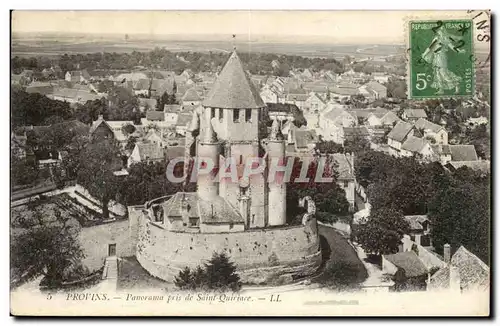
<box><xmin>203</xmin><ymin>51</ymin><xmax>265</xmax><ymax>109</ymax></box>
<box><xmin>387</xmin><ymin>121</ymin><xmax>414</xmax><ymax>142</ymax></box>
<box><xmin>384</xmin><ymin>251</ymin><xmax>428</xmax><ymax>278</ymax></box>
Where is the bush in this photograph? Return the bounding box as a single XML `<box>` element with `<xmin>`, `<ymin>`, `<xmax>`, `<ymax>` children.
<box><xmin>174</xmin><ymin>252</ymin><xmax>241</xmax><ymax>292</ymax></box>
<box><xmin>318</xmin><ymin>260</ymin><xmax>364</xmax><ymax>291</ymax></box>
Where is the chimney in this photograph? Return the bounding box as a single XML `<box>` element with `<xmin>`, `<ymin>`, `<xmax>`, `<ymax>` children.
<box><xmin>98</xmin><ymin>114</ymin><xmax>104</xmax><ymax>121</ymax></box>
<box><xmin>444</xmin><ymin>243</ymin><xmax>451</xmax><ymax>263</ymax></box>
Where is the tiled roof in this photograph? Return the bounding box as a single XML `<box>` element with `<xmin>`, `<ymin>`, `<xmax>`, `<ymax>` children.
<box><xmin>380</xmin><ymin>111</ymin><xmax>401</xmax><ymax>125</ymax></box>
<box><xmin>384</xmin><ymin>251</ymin><xmax>428</xmax><ymax>278</ymax></box>
<box><xmin>203</xmin><ymin>51</ymin><xmax>265</xmax><ymax>109</ymax></box>
<box><xmin>447</xmin><ymin>161</ymin><xmax>490</xmax><ymax>174</ymax></box>
<box><xmin>344</xmin><ymin>126</ymin><xmax>371</xmax><ymax>137</ymax></box>
<box><xmin>363</xmin><ymin>81</ymin><xmax>387</xmax><ymax>93</ymax></box>
<box><xmin>330</xmin><ymin>86</ymin><xmax>359</xmax><ymax>96</ymax></box>
<box><xmin>176</xmin><ymin>113</ymin><xmax>193</xmax><ymax>127</ymax></box>
<box><xmin>165</xmin><ymin>146</ymin><xmax>186</xmax><ymax>161</ymax></box>
<box><xmin>449</xmin><ymin>145</ymin><xmax>478</xmax><ymax>161</ymax></box>
<box><xmin>266</xmin><ymin>103</ymin><xmax>298</xmax><ymax>114</ymax></box>
<box><xmin>295</xmin><ymin>129</ymin><xmax>318</xmax><ymax>149</ymax></box>
<box><xmin>429</xmin><ymin>246</ymin><xmax>490</xmax><ymax>291</ymax></box>
<box><xmin>414</xmin><ymin>118</ymin><xmax>444</xmax><ymax>134</ymax></box>
<box><xmin>136</xmin><ymin>142</ymin><xmax>166</xmax><ymax>161</ymax></box>
<box><xmin>162</xmin><ymin>192</ymin><xmax>244</xmax><ymax>225</ymax></box>
<box><xmin>387</xmin><ymin>121</ymin><xmax>414</xmax><ymax>142</ymax></box>
<box><xmin>286</xmin><ymin>93</ymin><xmax>309</xmax><ymax>102</ymax></box>
<box><xmin>146</xmin><ymin>111</ymin><xmax>165</xmax><ymax>121</ymax></box>
<box><xmin>349</xmin><ymin>108</ymin><xmax>389</xmax><ymax>119</ymax></box>
<box><xmin>182</xmin><ymin>88</ymin><xmax>201</xmax><ymax>102</ymax></box>
<box><xmin>431</xmin><ymin>144</ymin><xmax>452</xmax><ymax>155</ymax></box>
<box><xmin>404</xmin><ymin>108</ymin><xmax>428</xmax><ymax>119</ymax></box>
<box><xmin>402</xmin><ymin>136</ymin><xmax>428</xmax><ymax>153</ymax></box>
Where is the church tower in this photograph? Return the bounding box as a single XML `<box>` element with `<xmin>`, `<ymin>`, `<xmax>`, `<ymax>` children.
<box><xmin>202</xmin><ymin>51</ymin><xmax>268</xmax><ymax>228</ymax></box>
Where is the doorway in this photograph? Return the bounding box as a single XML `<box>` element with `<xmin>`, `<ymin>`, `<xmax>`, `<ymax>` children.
<box><xmin>108</xmin><ymin>243</ymin><xmax>117</xmax><ymax>256</ymax></box>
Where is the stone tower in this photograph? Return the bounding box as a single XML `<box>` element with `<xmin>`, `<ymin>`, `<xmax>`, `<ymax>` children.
<box><xmin>267</xmin><ymin>118</ymin><xmax>287</xmax><ymax>226</ymax></box>
<box><xmin>201</xmin><ymin>51</ymin><xmax>268</xmax><ymax>228</ymax></box>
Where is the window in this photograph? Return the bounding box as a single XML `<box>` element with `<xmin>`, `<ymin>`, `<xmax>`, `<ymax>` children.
<box><xmin>211</xmin><ymin>108</ymin><xmax>215</xmax><ymax>118</ymax></box>
<box><xmin>343</xmin><ymin>181</ymin><xmax>349</xmax><ymax>188</ymax></box>
<box><xmin>239</xmin><ymin>155</ymin><xmax>243</xmax><ymax>165</ymax></box>
<box><xmin>233</xmin><ymin>109</ymin><xmax>240</xmax><ymax>123</ymax></box>
<box><xmin>108</xmin><ymin>244</ymin><xmax>116</xmax><ymax>256</ymax></box>
<box><xmin>218</xmin><ymin>109</ymin><xmax>223</xmax><ymax>120</ymax></box>
<box><xmin>245</xmin><ymin>109</ymin><xmax>252</xmax><ymax>122</ymax></box>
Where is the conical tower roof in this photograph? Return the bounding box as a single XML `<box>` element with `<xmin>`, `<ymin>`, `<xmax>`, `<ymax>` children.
<box><xmin>202</xmin><ymin>51</ymin><xmax>265</xmax><ymax>109</ymax></box>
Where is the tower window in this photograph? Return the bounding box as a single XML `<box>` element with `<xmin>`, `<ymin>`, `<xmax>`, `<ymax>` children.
<box><xmin>218</xmin><ymin>109</ymin><xmax>223</xmax><ymax>120</ymax></box>
<box><xmin>245</xmin><ymin>109</ymin><xmax>252</xmax><ymax>122</ymax></box>
<box><xmin>233</xmin><ymin>109</ymin><xmax>240</xmax><ymax>123</ymax></box>
<box><xmin>239</xmin><ymin>155</ymin><xmax>243</xmax><ymax>165</ymax></box>
<box><xmin>211</xmin><ymin>108</ymin><xmax>215</xmax><ymax>118</ymax></box>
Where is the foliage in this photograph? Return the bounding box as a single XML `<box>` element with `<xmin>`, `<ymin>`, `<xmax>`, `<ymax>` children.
<box><xmin>316</xmin><ymin>139</ymin><xmax>344</xmax><ymax>155</ymax></box>
<box><xmin>11</xmin><ymin>154</ymin><xmax>39</xmax><ymax>186</ymax></box>
<box><xmin>11</xmin><ymin>90</ymin><xmax>72</xmax><ymax>128</ymax></box>
<box><xmin>356</xmin><ymin>207</ymin><xmax>410</xmax><ymax>256</ymax></box>
<box><xmin>77</xmin><ymin>139</ymin><xmax>123</xmax><ymax>219</ymax></box>
<box><xmin>156</xmin><ymin>90</ymin><xmax>178</xmax><ymax>111</ymax></box>
<box><xmin>317</xmin><ymin>260</ymin><xmax>365</xmax><ymax>291</ymax></box>
<box><xmin>385</xmin><ymin>77</ymin><xmax>407</xmax><ymax>99</ymax></box>
<box><xmin>121</xmin><ymin>123</ymin><xmax>136</xmax><ymax>136</ymax></box>
<box><xmin>11</xmin><ymin>206</ymin><xmax>84</xmax><ymax>287</ymax></box>
<box><xmin>286</xmin><ymin>157</ymin><xmax>350</xmax><ymax>223</ymax></box>
<box><xmin>174</xmin><ymin>252</ymin><xmax>241</xmax><ymax>291</ymax></box>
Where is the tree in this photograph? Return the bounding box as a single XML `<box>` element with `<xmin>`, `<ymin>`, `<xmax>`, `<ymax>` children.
<box><xmin>77</xmin><ymin>139</ymin><xmax>123</xmax><ymax>219</ymax></box>
<box><xmin>428</xmin><ymin>170</ymin><xmax>490</xmax><ymax>264</ymax></box>
<box><xmin>316</xmin><ymin>139</ymin><xmax>344</xmax><ymax>155</ymax></box>
<box><xmin>11</xmin><ymin>154</ymin><xmax>38</xmax><ymax>186</ymax></box>
<box><xmin>11</xmin><ymin>206</ymin><xmax>85</xmax><ymax>287</ymax></box>
<box><xmin>121</xmin><ymin>123</ymin><xmax>136</xmax><ymax>136</ymax></box>
<box><xmin>356</xmin><ymin>207</ymin><xmax>410</xmax><ymax>256</ymax></box>
<box><xmin>125</xmin><ymin>136</ymin><xmax>138</xmax><ymax>152</ymax></box>
<box><xmin>174</xmin><ymin>252</ymin><xmax>241</xmax><ymax>291</ymax></box>
<box><xmin>203</xmin><ymin>252</ymin><xmax>241</xmax><ymax>291</ymax></box>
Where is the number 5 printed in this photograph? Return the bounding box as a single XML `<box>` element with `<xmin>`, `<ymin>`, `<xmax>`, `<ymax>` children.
<box><xmin>416</xmin><ymin>73</ymin><xmax>431</xmax><ymax>90</ymax></box>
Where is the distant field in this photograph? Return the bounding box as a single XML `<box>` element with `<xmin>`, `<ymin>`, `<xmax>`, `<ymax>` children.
<box><xmin>11</xmin><ymin>37</ymin><xmax>405</xmax><ymax>60</ymax></box>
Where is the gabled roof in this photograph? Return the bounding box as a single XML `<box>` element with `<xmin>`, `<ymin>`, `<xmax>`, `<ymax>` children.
<box><xmin>402</xmin><ymin>136</ymin><xmax>429</xmax><ymax>153</ymax></box>
<box><xmin>135</xmin><ymin>142</ymin><xmax>166</xmax><ymax>161</ymax></box>
<box><xmin>344</xmin><ymin>126</ymin><xmax>371</xmax><ymax>137</ymax></box>
<box><xmin>266</xmin><ymin>103</ymin><xmax>298</xmax><ymax>114</ymax></box>
<box><xmin>414</xmin><ymin>118</ymin><xmax>445</xmax><ymax>134</ymax></box>
<box><xmin>182</xmin><ymin>88</ymin><xmax>201</xmax><ymax>102</ymax></box>
<box><xmin>449</xmin><ymin>145</ymin><xmax>478</xmax><ymax>161</ymax></box>
<box><xmin>384</xmin><ymin>251</ymin><xmax>428</xmax><ymax>278</ymax></box>
<box><xmin>380</xmin><ymin>111</ymin><xmax>401</xmax><ymax>125</ymax></box>
<box><xmin>202</xmin><ymin>51</ymin><xmax>265</xmax><ymax>109</ymax></box>
<box><xmin>363</xmin><ymin>80</ymin><xmax>387</xmax><ymax>93</ymax></box>
<box><xmin>429</xmin><ymin>246</ymin><xmax>489</xmax><ymax>291</ymax></box>
<box><xmin>286</xmin><ymin>93</ymin><xmax>309</xmax><ymax>102</ymax></box>
<box><xmin>447</xmin><ymin>161</ymin><xmax>490</xmax><ymax>174</ymax></box>
<box><xmin>294</xmin><ymin>129</ymin><xmax>318</xmax><ymax>149</ymax></box>
<box><xmin>387</xmin><ymin>121</ymin><xmax>414</xmax><ymax>142</ymax></box>
<box><xmin>404</xmin><ymin>108</ymin><xmax>428</xmax><ymax>119</ymax></box>
<box><xmin>349</xmin><ymin>108</ymin><xmax>389</xmax><ymax>119</ymax></box>
<box><xmin>330</xmin><ymin>86</ymin><xmax>359</xmax><ymax>96</ymax></box>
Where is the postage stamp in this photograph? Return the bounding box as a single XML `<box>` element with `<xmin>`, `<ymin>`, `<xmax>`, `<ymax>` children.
<box><xmin>408</xmin><ymin>19</ymin><xmax>474</xmax><ymax>99</ymax></box>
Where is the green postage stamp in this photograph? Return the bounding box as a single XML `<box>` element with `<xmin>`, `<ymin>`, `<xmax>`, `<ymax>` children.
<box><xmin>408</xmin><ymin>19</ymin><xmax>474</xmax><ymax>99</ymax></box>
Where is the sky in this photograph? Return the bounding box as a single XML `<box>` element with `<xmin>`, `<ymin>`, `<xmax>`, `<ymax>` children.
<box><xmin>11</xmin><ymin>10</ymin><xmax>478</xmax><ymax>44</ymax></box>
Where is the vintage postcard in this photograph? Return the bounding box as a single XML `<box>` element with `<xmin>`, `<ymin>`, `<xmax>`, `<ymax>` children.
<box><xmin>10</xmin><ymin>10</ymin><xmax>491</xmax><ymax>316</ymax></box>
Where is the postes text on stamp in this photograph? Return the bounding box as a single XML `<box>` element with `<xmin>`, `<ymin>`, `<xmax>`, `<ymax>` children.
<box><xmin>409</xmin><ymin>19</ymin><xmax>474</xmax><ymax>99</ymax></box>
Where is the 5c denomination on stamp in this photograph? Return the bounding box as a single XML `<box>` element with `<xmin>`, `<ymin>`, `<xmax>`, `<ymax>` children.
<box><xmin>408</xmin><ymin>19</ymin><xmax>474</xmax><ymax>99</ymax></box>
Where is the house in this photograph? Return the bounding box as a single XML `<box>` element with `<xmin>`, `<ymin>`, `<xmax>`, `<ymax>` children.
<box><xmin>11</xmin><ymin>132</ymin><xmax>28</xmax><ymax>159</ymax></box>
<box><xmin>432</xmin><ymin>145</ymin><xmax>478</xmax><ymax>164</ymax></box>
<box><xmin>343</xmin><ymin>126</ymin><xmax>371</xmax><ymax>144</ymax></box>
<box><xmin>89</xmin><ymin>115</ymin><xmax>115</xmax><ymax>141</ymax></box>
<box><xmin>317</xmin><ymin>107</ymin><xmax>356</xmax><ymax>143</ymax></box>
<box><xmin>150</xmin><ymin>79</ymin><xmax>175</xmax><ymax>98</ymax></box>
<box><xmin>387</xmin><ymin>121</ymin><xmax>415</xmax><ymax>151</ymax></box>
<box><xmin>266</xmin><ymin>103</ymin><xmax>297</xmax><ymax>121</ymax></box>
<box><xmin>25</xmin><ymin>82</ymin><xmax>54</xmax><ymax>96</ymax></box>
<box><xmin>348</xmin><ymin>108</ymin><xmax>390</xmax><ymax>126</ymax></box>
<box><xmin>358</xmin><ymin>81</ymin><xmax>387</xmax><ymax>100</ymax></box>
<box><xmin>175</xmin><ymin>113</ymin><xmax>193</xmax><ymax>136</ymax></box>
<box><xmin>285</xmin><ymin>89</ymin><xmax>309</xmax><ymax>111</ymax></box>
<box><xmin>414</xmin><ymin>118</ymin><xmax>448</xmax><ymax>145</ymax></box>
<box><xmin>382</xmin><ymin>251</ymin><xmax>429</xmax><ymax>291</ymax></box>
<box><xmin>331</xmin><ymin>153</ymin><xmax>356</xmax><ymax>211</ymax></box>
<box><xmin>65</xmin><ymin>70</ymin><xmax>91</xmax><ymax>83</ymax></box>
<box><xmin>284</xmin><ymin>124</ymin><xmax>318</xmax><ymax>155</ymax></box>
<box><xmin>106</xmin><ymin>121</ymin><xmax>136</xmax><ymax>143</ymax></box>
<box><xmin>400</xmin><ymin>136</ymin><xmax>434</xmax><ymax>159</ymax></box>
<box><xmin>304</xmin><ymin>92</ymin><xmax>326</xmax><ymax>113</ymax></box>
<box><xmin>49</xmin><ymin>87</ymin><xmax>105</xmax><ymax>104</ymax></box>
<box><xmin>445</xmin><ymin>161</ymin><xmax>490</xmax><ymax>175</ymax></box>
<box><xmin>181</xmin><ymin>88</ymin><xmax>202</xmax><ymax>106</ymax></box>
<box><xmin>403</xmin><ymin>108</ymin><xmax>428</xmax><ymax>121</ymax></box>
<box><xmin>127</xmin><ymin>142</ymin><xmax>166</xmax><ymax>167</ymax></box>
<box><xmin>329</xmin><ymin>84</ymin><xmax>359</xmax><ymax>100</ymax></box>
<box><xmin>466</xmin><ymin>116</ymin><xmax>488</xmax><ymax>127</ymax></box>
<box><xmin>428</xmin><ymin>245</ymin><xmax>489</xmax><ymax>292</ymax></box>
<box><xmin>404</xmin><ymin>215</ymin><xmax>432</xmax><ymax>247</ymax></box>
<box><xmin>379</xmin><ymin>111</ymin><xmax>401</xmax><ymax>126</ymax></box>
<box><xmin>131</xmin><ymin>79</ymin><xmax>151</xmax><ymax>96</ymax></box>
<box><xmin>260</xmin><ymin>85</ymin><xmax>280</xmax><ymax>104</ymax></box>
<box><xmin>301</xmin><ymin>69</ymin><xmax>314</xmax><ymax>81</ymax></box>
<box><xmin>372</xmin><ymin>72</ymin><xmax>390</xmax><ymax>83</ymax></box>
<box><xmin>114</xmin><ymin>72</ymin><xmax>149</xmax><ymax>83</ymax></box>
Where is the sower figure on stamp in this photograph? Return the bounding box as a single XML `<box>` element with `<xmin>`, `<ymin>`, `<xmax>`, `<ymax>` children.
<box><xmin>422</xmin><ymin>28</ymin><xmax>466</xmax><ymax>95</ymax></box>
